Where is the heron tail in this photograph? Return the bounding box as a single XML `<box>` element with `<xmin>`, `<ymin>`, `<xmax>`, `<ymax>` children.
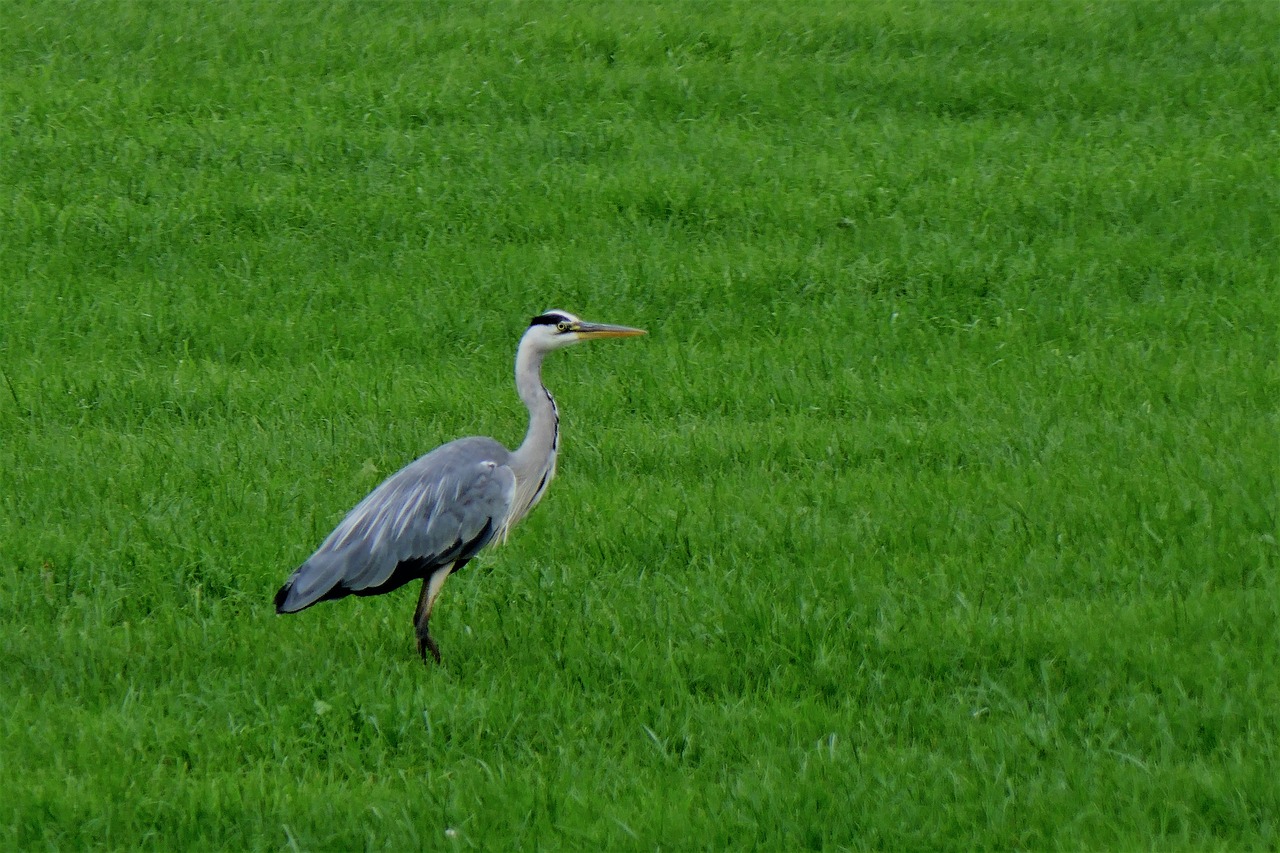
<box><xmin>273</xmin><ymin>547</ymin><xmax>356</xmax><ymax>613</ymax></box>
<box><xmin>273</xmin><ymin>579</ymin><xmax>296</xmax><ymax>613</ymax></box>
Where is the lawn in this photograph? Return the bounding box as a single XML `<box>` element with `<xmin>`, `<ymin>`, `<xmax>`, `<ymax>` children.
<box><xmin>1</xmin><ymin>1</ymin><xmax>1276</xmax><ymax>849</ymax></box>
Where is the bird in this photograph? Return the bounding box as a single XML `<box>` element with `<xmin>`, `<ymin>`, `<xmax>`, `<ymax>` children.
<box><xmin>274</xmin><ymin>310</ymin><xmax>645</xmax><ymax>664</ymax></box>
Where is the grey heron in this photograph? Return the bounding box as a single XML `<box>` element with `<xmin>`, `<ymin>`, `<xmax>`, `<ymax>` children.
<box><xmin>274</xmin><ymin>310</ymin><xmax>645</xmax><ymax>664</ymax></box>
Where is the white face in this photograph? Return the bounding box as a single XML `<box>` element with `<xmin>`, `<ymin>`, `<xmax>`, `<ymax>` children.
<box><xmin>524</xmin><ymin>309</ymin><xmax>585</xmax><ymax>351</ymax></box>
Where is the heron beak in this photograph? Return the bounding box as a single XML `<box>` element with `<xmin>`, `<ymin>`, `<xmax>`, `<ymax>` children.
<box><xmin>574</xmin><ymin>322</ymin><xmax>647</xmax><ymax>340</ymax></box>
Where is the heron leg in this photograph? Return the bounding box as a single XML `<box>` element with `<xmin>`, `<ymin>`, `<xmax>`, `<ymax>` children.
<box><xmin>413</xmin><ymin>561</ymin><xmax>467</xmax><ymax>665</ymax></box>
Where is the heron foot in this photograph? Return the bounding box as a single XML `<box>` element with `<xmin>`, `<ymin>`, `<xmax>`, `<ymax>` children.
<box><xmin>417</xmin><ymin>629</ymin><xmax>442</xmax><ymax>665</ymax></box>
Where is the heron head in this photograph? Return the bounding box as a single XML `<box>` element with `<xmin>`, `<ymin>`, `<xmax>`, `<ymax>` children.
<box><xmin>525</xmin><ymin>309</ymin><xmax>646</xmax><ymax>351</ymax></box>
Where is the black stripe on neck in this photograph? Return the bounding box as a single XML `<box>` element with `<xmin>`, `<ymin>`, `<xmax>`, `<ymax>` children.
<box><xmin>545</xmin><ymin>387</ymin><xmax>560</xmax><ymax>451</ymax></box>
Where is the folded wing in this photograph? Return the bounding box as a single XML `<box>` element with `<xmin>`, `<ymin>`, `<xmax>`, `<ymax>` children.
<box><xmin>275</xmin><ymin>437</ymin><xmax>516</xmax><ymax>613</ymax></box>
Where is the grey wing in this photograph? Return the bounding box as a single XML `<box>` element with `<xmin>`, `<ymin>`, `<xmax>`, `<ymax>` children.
<box><xmin>276</xmin><ymin>437</ymin><xmax>515</xmax><ymax>612</ymax></box>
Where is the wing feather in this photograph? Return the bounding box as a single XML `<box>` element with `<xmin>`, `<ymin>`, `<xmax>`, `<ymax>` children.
<box><xmin>276</xmin><ymin>437</ymin><xmax>515</xmax><ymax>612</ymax></box>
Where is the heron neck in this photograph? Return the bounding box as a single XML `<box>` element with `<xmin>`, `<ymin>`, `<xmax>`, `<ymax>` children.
<box><xmin>510</xmin><ymin>338</ymin><xmax>559</xmax><ymax>478</ymax></box>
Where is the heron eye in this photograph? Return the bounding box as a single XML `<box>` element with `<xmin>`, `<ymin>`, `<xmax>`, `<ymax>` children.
<box><xmin>556</xmin><ymin>321</ymin><xmax>571</xmax><ymax>333</ymax></box>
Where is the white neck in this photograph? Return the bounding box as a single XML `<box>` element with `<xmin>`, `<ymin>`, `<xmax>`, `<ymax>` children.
<box><xmin>506</xmin><ymin>332</ymin><xmax>559</xmax><ymax>532</ymax></box>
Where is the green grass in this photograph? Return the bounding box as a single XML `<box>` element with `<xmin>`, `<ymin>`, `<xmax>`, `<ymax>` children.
<box><xmin>2</xmin><ymin>0</ymin><xmax>1277</xmax><ymax>849</ymax></box>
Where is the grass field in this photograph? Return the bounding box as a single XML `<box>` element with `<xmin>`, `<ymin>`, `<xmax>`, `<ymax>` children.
<box><xmin>2</xmin><ymin>1</ymin><xmax>1277</xmax><ymax>849</ymax></box>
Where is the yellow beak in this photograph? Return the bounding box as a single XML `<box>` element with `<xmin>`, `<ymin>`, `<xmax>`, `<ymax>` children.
<box><xmin>575</xmin><ymin>322</ymin><xmax>647</xmax><ymax>340</ymax></box>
